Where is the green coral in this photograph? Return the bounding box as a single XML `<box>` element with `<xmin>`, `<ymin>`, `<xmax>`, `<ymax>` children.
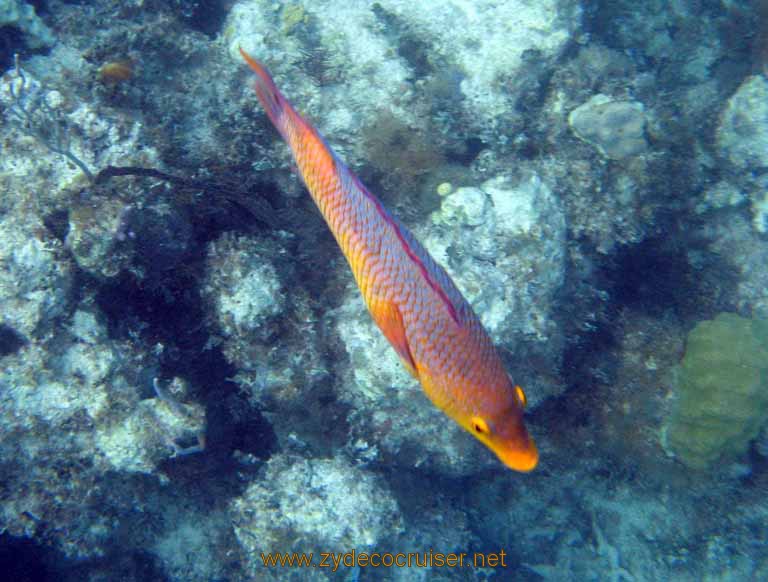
<box><xmin>664</xmin><ymin>313</ymin><xmax>768</xmax><ymax>469</ymax></box>
<box><xmin>281</xmin><ymin>3</ymin><xmax>309</xmax><ymax>34</ymax></box>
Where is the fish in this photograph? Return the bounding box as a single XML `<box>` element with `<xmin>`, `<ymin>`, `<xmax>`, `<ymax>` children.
<box><xmin>98</xmin><ymin>59</ymin><xmax>133</xmax><ymax>83</ymax></box>
<box><xmin>240</xmin><ymin>48</ymin><xmax>538</xmax><ymax>472</ymax></box>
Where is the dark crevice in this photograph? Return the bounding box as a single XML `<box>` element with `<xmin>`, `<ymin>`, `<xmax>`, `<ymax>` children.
<box><xmin>446</xmin><ymin>137</ymin><xmax>486</xmax><ymax>165</ymax></box>
<box><xmin>27</xmin><ymin>0</ymin><xmax>48</xmax><ymax>13</ymax></box>
<box><xmin>94</xmin><ymin>266</ymin><xmax>276</xmax><ymax>465</ymax></box>
<box><xmin>602</xmin><ymin>238</ymin><xmax>693</xmax><ymax>316</ymax></box>
<box><xmin>600</xmin><ymin>228</ymin><xmax>739</xmax><ymax>320</ymax></box>
<box><xmin>555</xmin><ymin>298</ymin><xmax>618</xmax><ymax>430</ymax></box>
<box><xmin>0</xmin><ymin>325</ymin><xmax>26</xmax><ymax>357</ymax></box>
<box><xmin>91</xmin><ymin>174</ymin><xmax>282</xmax><ymax>475</ymax></box>
<box><xmin>0</xmin><ymin>26</ymin><xmax>25</xmax><ymax>72</ymax></box>
<box><xmin>0</xmin><ymin>532</ymin><xmax>58</xmax><ymax>582</ymax></box>
<box><xmin>371</xmin><ymin>3</ymin><xmax>435</xmax><ymax>79</ymax></box>
<box><xmin>42</xmin><ymin>209</ymin><xmax>70</xmax><ymax>243</ymax></box>
<box><xmin>552</xmin><ymin>214</ymin><xmax>741</xmax><ymax>450</ymax></box>
<box><xmin>396</xmin><ymin>33</ymin><xmax>434</xmax><ymax>78</ymax></box>
<box><xmin>56</xmin><ymin>548</ymin><xmax>168</xmax><ymax>582</ymax></box>
<box><xmin>163</xmin><ymin>0</ymin><xmax>229</xmax><ymax>37</ymax></box>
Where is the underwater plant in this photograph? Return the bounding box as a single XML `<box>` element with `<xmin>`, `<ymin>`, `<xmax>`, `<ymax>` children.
<box><xmin>4</xmin><ymin>54</ymin><xmax>94</xmax><ymax>182</ymax></box>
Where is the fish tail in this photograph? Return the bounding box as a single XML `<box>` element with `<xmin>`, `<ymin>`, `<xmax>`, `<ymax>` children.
<box><xmin>240</xmin><ymin>49</ymin><xmax>340</xmax><ymax>202</ymax></box>
<box><xmin>239</xmin><ymin>47</ymin><xmax>290</xmax><ymax>137</ymax></box>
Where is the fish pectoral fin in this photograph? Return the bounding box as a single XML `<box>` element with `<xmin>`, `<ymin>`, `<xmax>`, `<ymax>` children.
<box><xmin>373</xmin><ymin>300</ymin><xmax>419</xmax><ymax>378</ymax></box>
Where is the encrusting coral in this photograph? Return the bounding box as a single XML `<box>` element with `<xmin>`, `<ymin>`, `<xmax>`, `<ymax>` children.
<box><xmin>663</xmin><ymin>313</ymin><xmax>768</xmax><ymax>469</ymax></box>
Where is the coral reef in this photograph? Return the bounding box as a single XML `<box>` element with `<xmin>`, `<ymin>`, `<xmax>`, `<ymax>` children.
<box><xmin>0</xmin><ymin>303</ymin><xmax>206</xmax><ymax>559</ymax></box>
<box><xmin>0</xmin><ymin>0</ymin><xmax>54</xmax><ymax>48</ymax></box>
<box><xmin>95</xmin><ymin>376</ymin><xmax>206</xmax><ymax>473</ymax></box>
<box><xmin>662</xmin><ymin>313</ymin><xmax>768</xmax><ymax>469</ymax></box>
<box><xmin>1</xmin><ymin>57</ymin><xmax>159</xmax><ymax>188</ymax></box>
<box><xmin>0</xmin><ymin>209</ymin><xmax>72</xmax><ymax>339</ymax></box>
<box><xmin>568</xmin><ymin>95</ymin><xmax>648</xmax><ymax>160</ymax></box>
<box><xmin>224</xmin><ymin>0</ymin><xmax>581</xmax><ymax>156</ymax></box>
<box><xmin>2</xmin><ymin>0</ymin><xmax>768</xmax><ymax>580</ymax></box>
<box><xmin>203</xmin><ymin>233</ymin><xmax>286</xmax><ymax>343</ymax></box>
<box><xmin>716</xmin><ymin>75</ymin><xmax>768</xmax><ymax>234</ymax></box>
<box><xmin>230</xmin><ymin>454</ymin><xmax>402</xmax><ymax>579</ymax></box>
<box><xmin>202</xmin><ymin>231</ymin><xmax>341</xmax><ymax>457</ymax></box>
<box><xmin>717</xmin><ymin>75</ymin><xmax>768</xmax><ymax>171</ymax></box>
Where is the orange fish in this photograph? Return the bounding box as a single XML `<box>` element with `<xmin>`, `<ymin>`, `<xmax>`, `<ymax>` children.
<box><xmin>98</xmin><ymin>59</ymin><xmax>133</xmax><ymax>83</ymax></box>
<box><xmin>240</xmin><ymin>48</ymin><xmax>538</xmax><ymax>472</ymax></box>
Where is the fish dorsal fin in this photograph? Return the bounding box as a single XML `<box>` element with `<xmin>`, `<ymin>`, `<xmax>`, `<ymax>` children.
<box><xmin>374</xmin><ymin>300</ymin><xmax>418</xmax><ymax>378</ymax></box>
<box><xmin>344</xmin><ymin>171</ymin><xmax>461</xmax><ymax>326</ymax></box>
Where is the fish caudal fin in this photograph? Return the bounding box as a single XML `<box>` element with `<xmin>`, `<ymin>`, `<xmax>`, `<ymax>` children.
<box><xmin>239</xmin><ymin>47</ymin><xmax>288</xmax><ymax>135</ymax></box>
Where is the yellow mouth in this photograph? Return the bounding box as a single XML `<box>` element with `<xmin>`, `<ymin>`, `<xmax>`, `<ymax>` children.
<box><xmin>496</xmin><ymin>439</ymin><xmax>538</xmax><ymax>472</ymax></box>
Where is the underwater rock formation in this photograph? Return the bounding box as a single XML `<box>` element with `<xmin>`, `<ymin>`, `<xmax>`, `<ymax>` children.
<box><xmin>203</xmin><ymin>232</ymin><xmax>285</xmax><ymax>343</ymax></box>
<box><xmin>225</xmin><ymin>0</ymin><xmax>581</xmax><ymax>150</ymax></box>
<box><xmin>230</xmin><ymin>454</ymin><xmax>402</xmax><ymax>579</ymax></box>
<box><xmin>426</xmin><ymin>174</ymin><xmax>565</xmax><ymax>351</ymax></box>
<box><xmin>0</xmin><ymin>0</ymin><xmax>54</xmax><ymax>48</ymax></box>
<box><xmin>202</xmin><ymin>231</ymin><xmax>340</xmax><ymax>456</ymax></box>
<box><xmin>0</xmin><ymin>212</ymin><xmax>72</xmax><ymax>339</ymax></box>
<box><xmin>716</xmin><ymin>75</ymin><xmax>768</xmax><ymax>234</ymax></box>
<box><xmin>0</xmin><ymin>305</ymin><xmax>205</xmax><ymax>557</ymax></box>
<box><xmin>717</xmin><ymin>75</ymin><xmax>768</xmax><ymax>172</ymax></box>
<box><xmin>95</xmin><ymin>375</ymin><xmax>206</xmax><ymax>474</ymax></box>
<box><xmin>568</xmin><ymin>95</ymin><xmax>648</xmax><ymax>160</ymax></box>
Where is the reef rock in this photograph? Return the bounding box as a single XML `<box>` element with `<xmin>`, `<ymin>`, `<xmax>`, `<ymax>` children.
<box><xmin>231</xmin><ymin>454</ymin><xmax>402</xmax><ymax>579</ymax></box>
<box><xmin>225</xmin><ymin>0</ymin><xmax>580</xmax><ymax>143</ymax></box>
<box><xmin>569</xmin><ymin>94</ymin><xmax>648</xmax><ymax>159</ymax></box>
<box><xmin>717</xmin><ymin>75</ymin><xmax>768</xmax><ymax>172</ymax></box>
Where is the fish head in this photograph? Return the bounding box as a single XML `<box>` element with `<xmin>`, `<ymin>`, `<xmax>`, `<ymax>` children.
<box><xmin>466</xmin><ymin>385</ymin><xmax>538</xmax><ymax>472</ymax></box>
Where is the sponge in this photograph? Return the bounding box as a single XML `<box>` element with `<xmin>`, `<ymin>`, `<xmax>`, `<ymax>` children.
<box><xmin>664</xmin><ymin>313</ymin><xmax>768</xmax><ymax>469</ymax></box>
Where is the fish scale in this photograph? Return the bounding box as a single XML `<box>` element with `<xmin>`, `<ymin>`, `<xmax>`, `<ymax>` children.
<box><xmin>240</xmin><ymin>48</ymin><xmax>538</xmax><ymax>472</ymax></box>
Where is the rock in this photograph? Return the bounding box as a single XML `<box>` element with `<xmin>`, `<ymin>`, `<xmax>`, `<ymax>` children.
<box><xmin>717</xmin><ymin>75</ymin><xmax>768</xmax><ymax>172</ymax></box>
<box><xmin>0</xmin><ymin>0</ymin><xmax>55</xmax><ymax>48</ymax></box>
<box><xmin>231</xmin><ymin>454</ymin><xmax>402</xmax><ymax>579</ymax></box>
<box><xmin>569</xmin><ymin>94</ymin><xmax>648</xmax><ymax>159</ymax></box>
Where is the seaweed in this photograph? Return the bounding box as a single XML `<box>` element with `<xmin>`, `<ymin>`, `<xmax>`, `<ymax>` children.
<box><xmin>5</xmin><ymin>54</ymin><xmax>94</xmax><ymax>182</ymax></box>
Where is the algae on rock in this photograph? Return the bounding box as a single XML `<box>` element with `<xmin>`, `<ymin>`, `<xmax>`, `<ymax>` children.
<box><xmin>663</xmin><ymin>313</ymin><xmax>768</xmax><ymax>469</ymax></box>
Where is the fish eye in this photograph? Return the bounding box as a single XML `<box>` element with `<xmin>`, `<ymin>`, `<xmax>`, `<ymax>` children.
<box><xmin>471</xmin><ymin>416</ymin><xmax>490</xmax><ymax>435</ymax></box>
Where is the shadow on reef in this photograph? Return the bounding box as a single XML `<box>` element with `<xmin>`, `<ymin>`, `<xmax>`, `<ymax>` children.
<box><xmin>0</xmin><ymin>532</ymin><xmax>59</xmax><ymax>582</ymax></box>
<box><xmin>0</xmin><ymin>324</ymin><xmax>26</xmax><ymax>357</ymax></box>
<box><xmin>87</xmin><ymin>167</ymin><xmax>284</xmax><ymax>492</ymax></box>
<box><xmin>600</xmin><ymin>226</ymin><xmax>741</xmax><ymax>321</ymax></box>
<box><xmin>61</xmin><ymin>550</ymin><xmax>167</xmax><ymax>582</ymax></box>
<box><xmin>541</xmin><ymin>215</ymin><xmax>741</xmax><ymax>474</ymax></box>
<box><xmin>0</xmin><ymin>0</ymin><xmax>55</xmax><ymax>71</ymax></box>
<box><xmin>0</xmin><ymin>26</ymin><xmax>25</xmax><ymax>72</ymax></box>
<box><xmin>153</xmin><ymin>0</ymin><xmax>231</xmax><ymax>38</ymax></box>
<box><xmin>93</xmin><ymin>267</ymin><xmax>276</xmax><ymax>466</ymax></box>
<box><xmin>604</xmin><ymin>237</ymin><xmax>697</xmax><ymax>317</ymax></box>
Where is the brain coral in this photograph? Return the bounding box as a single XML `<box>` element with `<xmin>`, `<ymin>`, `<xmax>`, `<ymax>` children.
<box><xmin>663</xmin><ymin>313</ymin><xmax>768</xmax><ymax>469</ymax></box>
